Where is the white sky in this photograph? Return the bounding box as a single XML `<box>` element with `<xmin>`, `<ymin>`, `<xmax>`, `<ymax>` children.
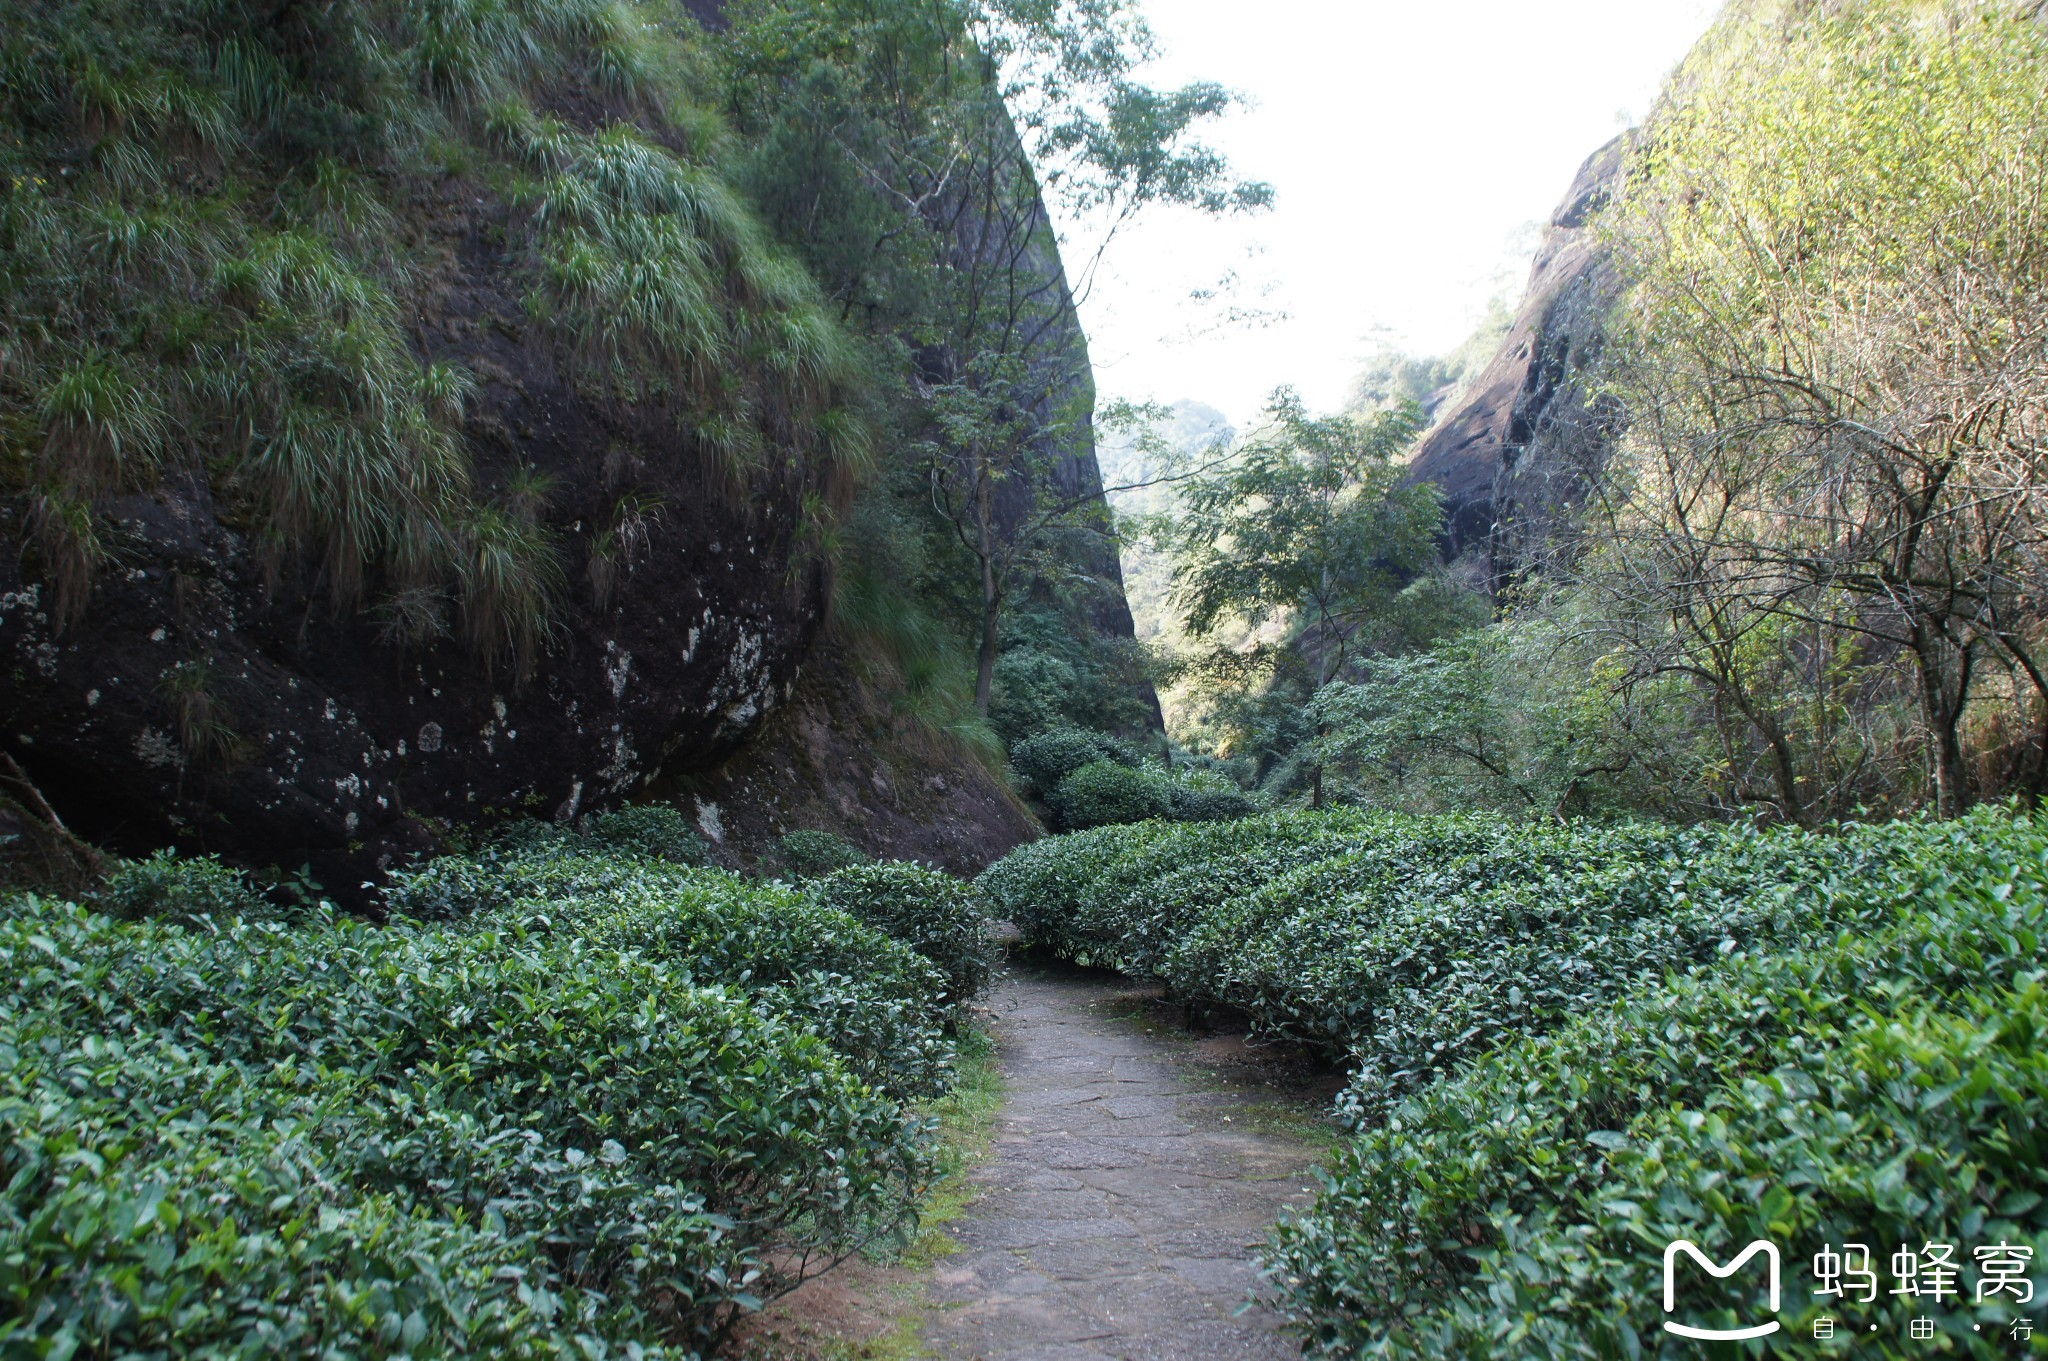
<box><xmin>1050</xmin><ymin>0</ymin><xmax>1721</xmax><ymax>428</ymax></box>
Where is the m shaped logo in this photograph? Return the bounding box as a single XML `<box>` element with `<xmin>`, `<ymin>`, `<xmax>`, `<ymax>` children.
<box><xmin>1663</xmin><ymin>1240</ymin><xmax>1783</xmax><ymax>1340</ymax></box>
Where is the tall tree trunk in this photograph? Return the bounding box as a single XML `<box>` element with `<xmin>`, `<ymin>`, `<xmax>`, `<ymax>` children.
<box><xmin>1997</xmin><ymin>634</ymin><xmax>2048</xmax><ymax>800</ymax></box>
<box><xmin>973</xmin><ymin>468</ymin><xmax>1001</xmax><ymax>716</ymax></box>
<box><xmin>1309</xmin><ymin>607</ymin><xmax>1336</xmax><ymax>810</ymax></box>
<box><xmin>1911</xmin><ymin>621</ymin><xmax>1971</xmax><ymax>817</ymax></box>
<box><xmin>974</xmin><ymin>581</ymin><xmax>1000</xmax><ymax>716</ymax></box>
<box><xmin>1754</xmin><ymin>708</ymin><xmax>1807</xmax><ymax>827</ymax></box>
<box><xmin>1707</xmin><ymin>671</ymin><xmax>1810</xmax><ymax>826</ymax></box>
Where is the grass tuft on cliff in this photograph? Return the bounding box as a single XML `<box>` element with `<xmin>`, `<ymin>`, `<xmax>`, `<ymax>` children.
<box><xmin>0</xmin><ymin>0</ymin><xmax>869</xmax><ymax>660</ymax></box>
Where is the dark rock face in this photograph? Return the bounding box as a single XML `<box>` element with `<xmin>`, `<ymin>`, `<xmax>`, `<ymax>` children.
<box><xmin>0</xmin><ymin>211</ymin><xmax>830</xmax><ymax>895</ymax></box>
<box><xmin>1406</xmin><ymin>135</ymin><xmax>1629</xmax><ymax>585</ymax></box>
<box><xmin>681</xmin><ymin>643</ymin><xmax>1039</xmax><ymax>876</ymax></box>
<box><xmin>0</xmin><ymin>8</ymin><xmax>1148</xmax><ymax>893</ymax></box>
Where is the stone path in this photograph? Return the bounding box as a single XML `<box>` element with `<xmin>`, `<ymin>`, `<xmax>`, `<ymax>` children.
<box><xmin>917</xmin><ymin>964</ymin><xmax>1326</xmax><ymax>1361</ymax></box>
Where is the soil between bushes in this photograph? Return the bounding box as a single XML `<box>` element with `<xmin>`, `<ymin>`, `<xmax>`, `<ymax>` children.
<box><xmin>742</xmin><ymin>956</ymin><xmax>1340</xmax><ymax>1360</ymax></box>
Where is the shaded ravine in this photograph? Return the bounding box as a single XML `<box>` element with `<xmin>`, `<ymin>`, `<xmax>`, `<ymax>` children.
<box><xmin>915</xmin><ymin>962</ymin><xmax>1328</xmax><ymax>1361</ymax></box>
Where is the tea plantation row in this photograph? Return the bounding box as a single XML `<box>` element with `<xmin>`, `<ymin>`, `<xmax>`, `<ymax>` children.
<box><xmin>978</xmin><ymin>808</ymin><xmax>2048</xmax><ymax>1355</ymax></box>
<box><xmin>1</xmin><ymin>821</ymin><xmax>996</xmax><ymax>1359</ymax></box>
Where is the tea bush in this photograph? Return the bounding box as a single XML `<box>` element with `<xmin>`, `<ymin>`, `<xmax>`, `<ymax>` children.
<box><xmin>776</xmin><ymin>829</ymin><xmax>872</xmax><ymax>877</ymax></box>
<box><xmin>980</xmin><ymin>806</ymin><xmax>2048</xmax><ymax>1356</ymax></box>
<box><xmin>580</xmin><ymin>805</ymin><xmax>713</xmax><ymax>865</ymax></box>
<box><xmin>1052</xmin><ymin>761</ymin><xmax>1173</xmax><ymax>831</ymax></box>
<box><xmin>808</xmin><ymin>861</ymin><xmax>997</xmax><ymax>1010</ymax></box>
<box><xmin>400</xmin><ymin>812</ymin><xmax>711</xmax><ymax>920</ymax></box>
<box><xmin>1</xmin><ymin>834</ymin><xmax>968</xmax><ymax>1358</ymax></box>
<box><xmin>1008</xmin><ymin>727</ymin><xmax>1137</xmax><ymax>798</ymax></box>
<box><xmin>2</xmin><ymin>1009</ymin><xmax>609</xmax><ymax>1360</ymax></box>
<box><xmin>983</xmin><ymin>812</ymin><xmax>1936</xmax><ymax>1106</ymax></box>
<box><xmin>1187</xmin><ymin>818</ymin><xmax>1919</xmax><ymax>1112</ymax></box>
<box><xmin>1009</xmin><ymin>730</ymin><xmax>1253</xmax><ymax>832</ymax></box>
<box><xmin>388</xmin><ymin>843</ymin><xmax>954</xmax><ymax>1097</ymax></box>
<box><xmin>1166</xmin><ymin>781</ymin><xmax>1257</xmax><ymax>823</ymax></box>
<box><xmin>1155</xmin><ymin>818</ymin><xmax>1500</xmax><ymax>1007</ymax></box>
<box><xmin>978</xmin><ymin>809</ymin><xmax>1376</xmax><ymax>971</ymax></box>
<box><xmin>92</xmin><ymin>848</ymin><xmax>297</xmax><ymax>927</ymax></box>
<box><xmin>1268</xmin><ymin>811</ymin><xmax>2048</xmax><ymax>1356</ymax></box>
<box><xmin>977</xmin><ymin>820</ymin><xmax>1147</xmax><ymax>956</ymax></box>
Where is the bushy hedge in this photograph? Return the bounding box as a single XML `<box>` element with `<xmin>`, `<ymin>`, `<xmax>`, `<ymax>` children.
<box><xmin>808</xmin><ymin>862</ymin><xmax>997</xmax><ymax>1011</ymax></box>
<box><xmin>1270</xmin><ymin>810</ymin><xmax>2048</xmax><ymax>1356</ymax></box>
<box><xmin>1</xmin><ymin>839</ymin><xmax>964</xmax><ymax>1358</ymax></box>
<box><xmin>980</xmin><ymin>806</ymin><xmax>2048</xmax><ymax>1357</ymax></box>
<box><xmin>1009</xmin><ymin>727</ymin><xmax>1256</xmax><ymax>832</ymax></box>
<box><xmin>1053</xmin><ymin>760</ymin><xmax>1172</xmax><ymax>830</ymax></box>
<box><xmin>92</xmin><ymin>848</ymin><xmax>300</xmax><ymax>928</ymax></box>
<box><xmin>1008</xmin><ymin>727</ymin><xmax>1137</xmax><ymax>798</ymax></box>
<box><xmin>1184</xmin><ymin>818</ymin><xmax>1922</xmax><ymax>1113</ymax></box>
<box><xmin>1166</xmin><ymin>781</ymin><xmax>1257</xmax><ymax>823</ymax></box>
<box><xmin>477</xmin><ymin>807</ymin><xmax>712</xmax><ymax>868</ymax></box>
<box><xmin>579</xmin><ymin>805</ymin><xmax>713</xmax><ymax>865</ymax></box>
<box><xmin>387</xmin><ymin>843</ymin><xmax>954</xmax><ymax>1097</ymax></box>
<box><xmin>984</xmin><ymin>812</ymin><xmax>1933</xmax><ymax>1106</ymax></box>
<box><xmin>776</xmin><ymin>829</ymin><xmax>871</xmax><ymax>877</ymax></box>
<box><xmin>979</xmin><ymin>809</ymin><xmax>1378</xmax><ymax>972</ymax></box>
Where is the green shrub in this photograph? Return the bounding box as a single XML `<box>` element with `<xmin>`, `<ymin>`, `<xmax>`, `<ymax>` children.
<box><xmin>981</xmin><ymin>807</ymin><xmax>2048</xmax><ymax>1356</ymax></box>
<box><xmin>1008</xmin><ymin>727</ymin><xmax>1136</xmax><ymax>798</ymax></box>
<box><xmin>1268</xmin><ymin>810</ymin><xmax>2048</xmax><ymax>1356</ymax></box>
<box><xmin>1052</xmin><ymin>760</ymin><xmax>1171</xmax><ymax>831</ymax></box>
<box><xmin>1155</xmin><ymin>825</ymin><xmax>1493</xmax><ymax>1011</ymax></box>
<box><xmin>989</xmin><ymin>648</ymin><xmax>1085</xmax><ymax>746</ymax></box>
<box><xmin>0</xmin><ymin>889</ymin><xmax>934</xmax><ymax>1356</ymax></box>
<box><xmin>985</xmin><ymin>607</ymin><xmax>1160</xmax><ymax>747</ymax></box>
<box><xmin>777</xmin><ymin>829</ymin><xmax>871</xmax><ymax>877</ymax></box>
<box><xmin>381</xmin><ymin>844</ymin><xmax>532</xmax><ymax>921</ymax></box>
<box><xmin>977</xmin><ymin>810</ymin><xmax>1376</xmax><ymax>971</ymax></box>
<box><xmin>2</xmin><ymin>1020</ymin><xmax>608</xmax><ymax>1359</ymax></box>
<box><xmin>976</xmin><ymin>822</ymin><xmax>1147</xmax><ymax>958</ymax></box>
<box><xmin>387</xmin><ymin>843</ymin><xmax>954</xmax><ymax>1097</ymax></box>
<box><xmin>92</xmin><ymin>848</ymin><xmax>296</xmax><ymax>928</ymax></box>
<box><xmin>392</xmin><ymin>811</ymin><xmax>710</xmax><ymax>920</ymax></box>
<box><xmin>1186</xmin><ymin>818</ymin><xmax>1893</xmax><ymax>1109</ymax></box>
<box><xmin>580</xmin><ymin>805</ymin><xmax>712</xmax><ymax>864</ymax></box>
<box><xmin>490</xmin><ymin>817</ymin><xmax>582</xmax><ymax>853</ymax></box>
<box><xmin>1167</xmin><ymin>782</ymin><xmax>1256</xmax><ymax>823</ymax></box>
<box><xmin>987</xmin><ymin>811</ymin><xmax>1915</xmax><ymax>1104</ymax></box>
<box><xmin>808</xmin><ymin>862</ymin><xmax>997</xmax><ymax>1009</ymax></box>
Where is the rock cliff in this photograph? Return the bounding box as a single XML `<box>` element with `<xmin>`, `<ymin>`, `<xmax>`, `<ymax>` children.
<box><xmin>0</xmin><ymin>185</ymin><xmax>834</xmax><ymax>890</ymax></box>
<box><xmin>1405</xmin><ymin>135</ymin><xmax>1629</xmax><ymax>585</ymax></box>
<box><xmin>0</xmin><ymin>1</ymin><xmax>1136</xmax><ymax>891</ymax></box>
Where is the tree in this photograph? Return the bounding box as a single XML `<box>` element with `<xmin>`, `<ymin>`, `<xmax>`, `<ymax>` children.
<box><xmin>1170</xmin><ymin>390</ymin><xmax>1445</xmax><ymax>686</ymax></box>
<box><xmin>1576</xmin><ymin>0</ymin><xmax>2048</xmax><ymax>818</ymax></box>
<box><xmin>1167</xmin><ymin>389</ymin><xmax>1454</xmax><ymax>803</ymax></box>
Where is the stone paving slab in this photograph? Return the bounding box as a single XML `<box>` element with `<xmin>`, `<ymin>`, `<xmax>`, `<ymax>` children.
<box><xmin>919</xmin><ymin>966</ymin><xmax>1324</xmax><ymax>1361</ymax></box>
